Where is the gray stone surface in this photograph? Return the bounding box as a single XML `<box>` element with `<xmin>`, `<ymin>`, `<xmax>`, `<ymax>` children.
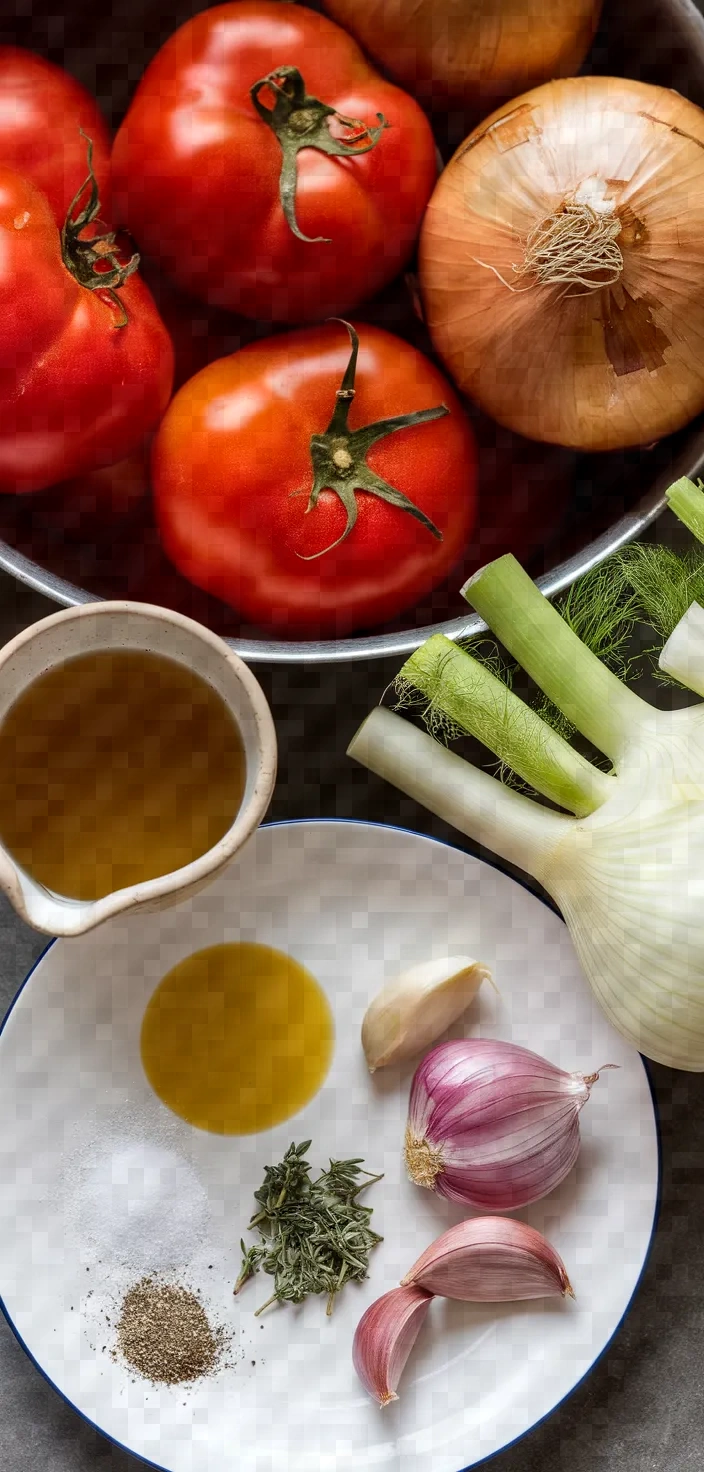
<box><xmin>0</xmin><ymin>568</ymin><xmax>703</xmax><ymax>1472</ymax></box>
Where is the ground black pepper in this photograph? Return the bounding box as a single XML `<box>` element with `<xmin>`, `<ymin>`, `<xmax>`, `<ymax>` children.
<box><xmin>115</xmin><ymin>1278</ymin><xmax>225</xmax><ymax>1385</ymax></box>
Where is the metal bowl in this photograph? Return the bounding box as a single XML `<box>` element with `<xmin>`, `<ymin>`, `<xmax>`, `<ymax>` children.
<box><xmin>3</xmin><ymin>0</ymin><xmax>704</xmax><ymax>664</ymax></box>
<box><xmin>1</xmin><ymin>425</ymin><xmax>703</xmax><ymax>663</ymax></box>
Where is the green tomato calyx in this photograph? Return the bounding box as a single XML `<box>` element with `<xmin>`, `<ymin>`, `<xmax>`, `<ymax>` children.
<box><xmin>296</xmin><ymin>321</ymin><xmax>447</xmax><ymax>560</ymax></box>
<box><xmin>250</xmin><ymin>66</ymin><xmax>389</xmax><ymax>244</ymax></box>
<box><xmin>61</xmin><ymin>131</ymin><xmax>139</xmax><ymax>329</ymax></box>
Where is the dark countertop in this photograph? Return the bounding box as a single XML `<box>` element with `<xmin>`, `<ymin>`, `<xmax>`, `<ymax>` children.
<box><xmin>0</xmin><ymin>569</ymin><xmax>702</xmax><ymax>1472</ymax></box>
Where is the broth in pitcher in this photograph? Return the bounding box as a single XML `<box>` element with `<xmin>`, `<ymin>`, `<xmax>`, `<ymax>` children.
<box><xmin>0</xmin><ymin>649</ymin><xmax>246</xmax><ymax>900</ymax></box>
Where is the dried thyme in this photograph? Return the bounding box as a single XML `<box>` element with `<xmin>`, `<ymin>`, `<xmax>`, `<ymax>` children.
<box><xmin>235</xmin><ymin>1141</ymin><xmax>383</xmax><ymax>1316</ymax></box>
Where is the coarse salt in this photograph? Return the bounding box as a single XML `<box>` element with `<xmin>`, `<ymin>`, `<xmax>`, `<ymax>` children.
<box><xmin>75</xmin><ymin>1141</ymin><xmax>211</xmax><ymax>1273</ymax></box>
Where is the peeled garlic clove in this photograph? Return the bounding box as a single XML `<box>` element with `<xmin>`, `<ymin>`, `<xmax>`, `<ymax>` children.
<box><xmin>401</xmin><ymin>1216</ymin><xmax>574</xmax><ymax>1302</ymax></box>
<box><xmin>352</xmin><ymin>1284</ymin><xmax>433</xmax><ymax>1406</ymax></box>
<box><xmin>362</xmin><ymin>956</ymin><xmax>491</xmax><ymax>1072</ymax></box>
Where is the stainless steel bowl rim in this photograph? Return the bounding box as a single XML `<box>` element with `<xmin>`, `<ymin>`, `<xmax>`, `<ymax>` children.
<box><xmin>3</xmin><ymin>426</ymin><xmax>704</xmax><ymax>663</ymax></box>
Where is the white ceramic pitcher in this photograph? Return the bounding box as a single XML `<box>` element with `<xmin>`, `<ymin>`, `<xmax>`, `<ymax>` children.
<box><xmin>0</xmin><ymin>601</ymin><xmax>277</xmax><ymax>936</ymax></box>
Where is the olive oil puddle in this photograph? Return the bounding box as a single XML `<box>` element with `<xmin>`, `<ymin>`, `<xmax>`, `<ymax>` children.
<box><xmin>140</xmin><ymin>943</ymin><xmax>334</xmax><ymax>1135</ymax></box>
<box><xmin>0</xmin><ymin>649</ymin><xmax>245</xmax><ymax>901</ymax></box>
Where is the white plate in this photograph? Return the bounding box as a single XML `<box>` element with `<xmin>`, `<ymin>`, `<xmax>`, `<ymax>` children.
<box><xmin>0</xmin><ymin>820</ymin><xmax>659</xmax><ymax>1472</ymax></box>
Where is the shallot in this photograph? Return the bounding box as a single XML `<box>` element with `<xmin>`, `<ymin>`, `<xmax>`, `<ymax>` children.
<box><xmin>352</xmin><ymin>1284</ymin><xmax>433</xmax><ymax>1407</ymax></box>
<box><xmin>404</xmin><ymin>1038</ymin><xmax>608</xmax><ymax>1209</ymax></box>
<box><xmin>401</xmin><ymin>1216</ymin><xmax>573</xmax><ymax>1300</ymax></box>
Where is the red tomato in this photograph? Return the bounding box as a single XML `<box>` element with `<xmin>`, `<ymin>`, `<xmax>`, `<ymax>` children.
<box><xmin>111</xmin><ymin>2</ymin><xmax>437</xmax><ymax>324</ymax></box>
<box><xmin>152</xmin><ymin>321</ymin><xmax>477</xmax><ymax>636</ymax></box>
<box><xmin>0</xmin><ymin>48</ymin><xmax>111</xmax><ymax>222</ymax></box>
<box><xmin>0</xmin><ymin>167</ymin><xmax>174</xmax><ymax>494</ymax></box>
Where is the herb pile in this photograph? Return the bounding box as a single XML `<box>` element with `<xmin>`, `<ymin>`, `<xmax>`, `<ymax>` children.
<box><xmin>235</xmin><ymin>1141</ymin><xmax>383</xmax><ymax>1316</ymax></box>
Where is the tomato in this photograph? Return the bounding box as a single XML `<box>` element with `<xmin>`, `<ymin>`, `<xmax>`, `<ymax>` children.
<box><xmin>0</xmin><ymin>164</ymin><xmax>174</xmax><ymax>494</ymax></box>
<box><xmin>111</xmin><ymin>2</ymin><xmax>437</xmax><ymax>324</ymax></box>
<box><xmin>152</xmin><ymin>320</ymin><xmax>477</xmax><ymax>637</ymax></box>
<box><xmin>0</xmin><ymin>47</ymin><xmax>111</xmax><ymax>222</ymax></box>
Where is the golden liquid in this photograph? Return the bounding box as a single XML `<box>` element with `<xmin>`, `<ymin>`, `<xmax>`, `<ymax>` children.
<box><xmin>0</xmin><ymin>650</ymin><xmax>245</xmax><ymax>901</ymax></box>
<box><xmin>140</xmin><ymin>943</ymin><xmax>334</xmax><ymax>1134</ymax></box>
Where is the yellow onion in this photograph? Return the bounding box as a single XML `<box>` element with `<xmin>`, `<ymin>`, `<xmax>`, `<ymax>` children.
<box><xmin>419</xmin><ymin>76</ymin><xmax>704</xmax><ymax>451</ymax></box>
<box><xmin>321</xmin><ymin>0</ymin><xmax>602</xmax><ymax>111</ymax></box>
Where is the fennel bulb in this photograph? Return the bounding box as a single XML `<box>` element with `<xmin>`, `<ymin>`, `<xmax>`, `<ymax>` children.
<box><xmin>349</xmin><ymin>555</ymin><xmax>704</xmax><ymax>1071</ymax></box>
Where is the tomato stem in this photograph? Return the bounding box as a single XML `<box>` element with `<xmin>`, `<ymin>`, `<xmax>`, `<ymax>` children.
<box><xmin>296</xmin><ymin>321</ymin><xmax>448</xmax><ymax>560</ymax></box>
<box><xmin>250</xmin><ymin>66</ymin><xmax>389</xmax><ymax>243</ymax></box>
<box><xmin>61</xmin><ymin>130</ymin><xmax>139</xmax><ymax>329</ymax></box>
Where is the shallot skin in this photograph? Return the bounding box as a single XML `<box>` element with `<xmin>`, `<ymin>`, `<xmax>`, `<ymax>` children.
<box><xmin>405</xmin><ymin>1038</ymin><xmax>593</xmax><ymax>1211</ymax></box>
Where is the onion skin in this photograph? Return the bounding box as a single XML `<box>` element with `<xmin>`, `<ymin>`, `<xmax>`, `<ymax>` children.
<box><xmin>405</xmin><ymin>1038</ymin><xmax>594</xmax><ymax>1210</ymax></box>
<box><xmin>401</xmin><ymin>1216</ymin><xmax>574</xmax><ymax>1301</ymax></box>
<box><xmin>419</xmin><ymin>76</ymin><xmax>704</xmax><ymax>451</ymax></box>
<box><xmin>321</xmin><ymin>0</ymin><xmax>602</xmax><ymax>111</ymax></box>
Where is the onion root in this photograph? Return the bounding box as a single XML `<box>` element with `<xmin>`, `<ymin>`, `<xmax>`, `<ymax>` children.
<box><xmin>479</xmin><ymin>200</ymin><xmax>624</xmax><ymax>297</ymax></box>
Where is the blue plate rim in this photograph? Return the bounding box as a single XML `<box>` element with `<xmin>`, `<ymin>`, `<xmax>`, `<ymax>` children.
<box><xmin>0</xmin><ymin>816</ymin><xmax>662</xmax><ymax>1472</ymax></box>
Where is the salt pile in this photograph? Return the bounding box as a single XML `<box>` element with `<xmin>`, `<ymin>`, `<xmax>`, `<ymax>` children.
<box><xmin>76</xmin><ymin>1141</ymin><xmax>211</xmax><ymax>1273</ymax></box>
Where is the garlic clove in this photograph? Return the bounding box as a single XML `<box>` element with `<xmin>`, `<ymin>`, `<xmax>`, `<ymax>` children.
<box><xmin>401</xmin><ymin>1216</ymin><xmax>574</xmax><ymax>1302</ymax></box>
<box><xmin>362</xmin><ymin>955</ymin><xmax>491</xmax><ymax>1072</ymax></box>
<box><xmin>352</xmin><ymin>1283</ymin><xmax>434</xmax><ymax>1406</ymax></box>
